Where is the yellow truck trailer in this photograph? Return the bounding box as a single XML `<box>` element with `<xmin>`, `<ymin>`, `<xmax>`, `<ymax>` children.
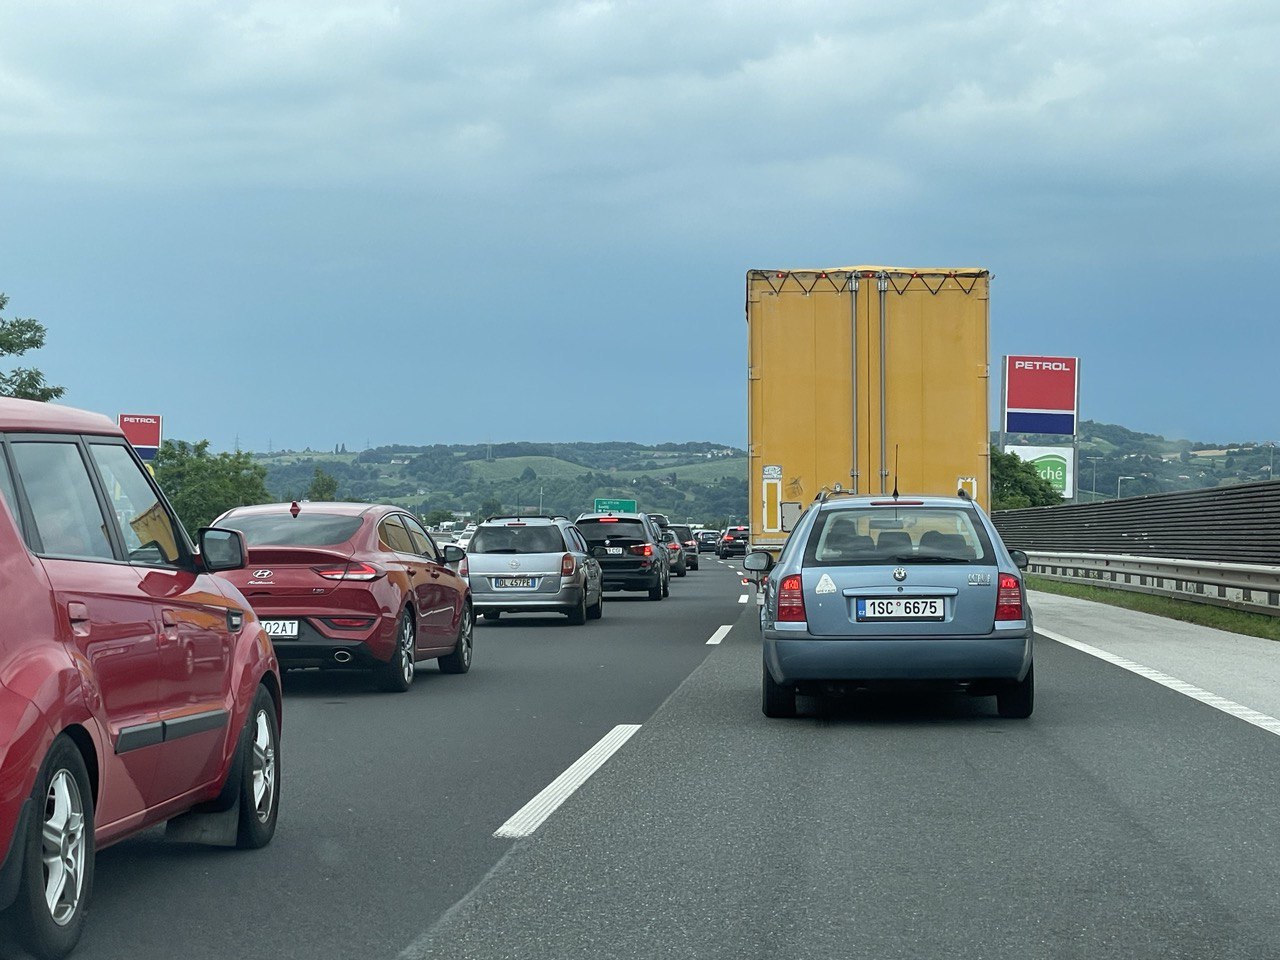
<box><xmin>746</xmin><ymin>266</ymin><xmax>991</xmax><ymax>555</ymax></box>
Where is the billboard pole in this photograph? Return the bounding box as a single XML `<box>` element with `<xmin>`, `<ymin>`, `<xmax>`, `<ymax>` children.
<box><xmin>998</xmin><ymin>355</ymin><xmax>1007</xmax><ymax>456</ymax></box>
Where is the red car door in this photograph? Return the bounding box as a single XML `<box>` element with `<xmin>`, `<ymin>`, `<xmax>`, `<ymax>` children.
<box><xmin>7</xmin><ymin>438</ymin><xmax>166</xmax><ymax>822</ymax></box>
<box><xmin>402</xmin><ymin>514</ymin><xmax>462</xmax><ymax>646</ymax></box>
<box><xmin>86</xmin><ymin>442</ymin><xmax>235</xmax><ymax>804</ymax></box>
<box><xmin>377</xmin><ymin>515</ymin><xmax>436</xmax><ymax>648</ymax></box>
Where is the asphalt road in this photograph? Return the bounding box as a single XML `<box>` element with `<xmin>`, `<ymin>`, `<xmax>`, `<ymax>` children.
<box><xmin>12</xmin><ymin>562</ymin><xmax>1280</xmax><ymax>959</ymax></box>
<box><xmin>20</xmin><ymin>556</ymin><xmax>747</xmax><ymax>960</ymax></box>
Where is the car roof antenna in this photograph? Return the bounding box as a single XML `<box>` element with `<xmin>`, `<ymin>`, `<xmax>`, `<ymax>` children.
<box><xmin>891</xmin><ymin>445</ymin><xmax>900</xmax><ymax>501</ymax></box>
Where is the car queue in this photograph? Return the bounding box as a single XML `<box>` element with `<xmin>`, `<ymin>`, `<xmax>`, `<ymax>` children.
<box><xmin>0</xmin><ymin>395</ymin><xmax>721</xmax><ymax>959</ymax></box>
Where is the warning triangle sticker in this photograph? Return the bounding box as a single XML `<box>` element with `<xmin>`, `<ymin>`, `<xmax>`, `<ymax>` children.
<box><xmin>815</xmin><ymin>573</ymin><xmax>837</xmax><ymax>595</ymax></box>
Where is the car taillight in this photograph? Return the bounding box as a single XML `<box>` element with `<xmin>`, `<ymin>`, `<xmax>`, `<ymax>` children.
<box><xmin>995</xmin><ymin>573</ymin><xmax>1023</xmax><ymax>621</ymax></box>
<box><xmin>629</xmin><ymin>544</ymin><xmax>653</xmax><ymax>557</ymax></box>
<box><xmin>561</xmin><ymin>553</ymin><xmax>576</xmax><ymax>576</ymax></box>
<box><xmin>326</xmin><ymin>617</ymin><xmax>376</xmax><ymax>629</ymax></box>
<box><xmin>314</xmin><ymin>561</ymin><xmax>383</xmax><ymax>581</ymax></box>
<box><xmin>684</xmin><ymin>540</ymin><xmax>695</xmax><ymax>547</ymax></box>
<box><xmin>458</xmin><ymin>556</ymin><xmax>469</xmax><ymax>578</ymax></box>
<box><xmin>666</xmin><ymin>542</ymin><xmax>680</xmax><ymax>551</ymax></box>
<box><xmin>776</xmin><ymin>574</ymin><xmax>806</xmax><ymax>622</ymax></box>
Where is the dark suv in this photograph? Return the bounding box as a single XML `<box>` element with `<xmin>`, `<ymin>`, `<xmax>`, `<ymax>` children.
<box><xmin>718</xmin><ymin>525</ymin><xmax>750</xmax><ymax>558</ymax></box>
<box><xmin>0</xmin><ymin>398</ymin><xmax>282</xmax><ymax>959</ymax></box>
<box><xmin>668</xmin><ymin>523</ymin><xmax>699</xmax><ymax>571</ymax></box>
<box><xmin>576</xmin><ymin>512</ymin><xmax>670</xmax><ymax>600</ymax></box>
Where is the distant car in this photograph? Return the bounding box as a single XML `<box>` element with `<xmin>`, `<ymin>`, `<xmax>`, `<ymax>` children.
<box><xmin>748</xmin><ymin>493</ymin><xmax>1033</xmax><ymax>719</ymax></box>
<box><xmin>215</xmin><ymin>502</ymin><xmax>473</xmax><ymax>691</ymax></box>
<box><xmin>667</xmin><ymin>523</ymin><xmax>699</xmax><ymax>571</ymax></box>
<box><xmin>660</xmin><ymin>528</ymin><xmax>688</xmax><ymax>577</ymax></box>
<box><xmin>717</xmin><ymin>525</ymin><xmax>750</xmax><ymax>558</ymax></box>
<box><xmin>649</xmin><ymin>513</ymin><xmax>671</xmax><ymax>530</ymax></box>
<box><xmin>576</xmin><ymin>512</ymin><xmax>670</xmax><ymax>600</ymax></box>
<box><xmin>0</xmin><ymin>398</ymin><xmax>281</xmax><ymax>959</ymax></box>
<box><xmin>466</xmin><ymin>516</ymin><xmax>604</xmax><ymax>623</ymax></box>
<box><xmin>695</xmin><ymin>530</ymin><xmax>720</xmax><ymax>553</ymax></box>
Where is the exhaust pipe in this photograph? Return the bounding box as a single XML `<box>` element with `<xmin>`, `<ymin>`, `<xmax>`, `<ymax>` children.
<box><xmin>333</xmin><ymin>650</ymin><xmax>353</xmax><ymax>664</ymax></box>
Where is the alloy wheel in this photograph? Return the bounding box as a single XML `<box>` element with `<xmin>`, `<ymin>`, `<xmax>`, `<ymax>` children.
<box><xmin>251</xmin><ymin>709</ymin><xmax>277</xmax><ymax>822</ymax></box>
<box><xmin>399</xmin><ymin>616</ymin><xmax>415</xmax><ymax>685</ymax></box>
<box><xmin>41</xmin><ymin>770</ymin><xmax>86</xmax><ymax>927</ymax></box>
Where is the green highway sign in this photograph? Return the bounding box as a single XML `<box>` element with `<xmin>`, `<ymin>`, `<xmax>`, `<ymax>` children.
<box><xmin>593</xmin><ymin>498</ymin><xmax>637</xmax><ymax>512</ymax></box>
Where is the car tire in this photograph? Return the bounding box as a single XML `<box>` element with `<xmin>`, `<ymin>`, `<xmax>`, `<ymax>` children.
<box><xmin>377</xmin><ymin>611</ymin><xmax>416</xmax><ymax>692</ymax></box>
<box><xmin>689</xmin><ymin>558</ymin><xmax>698</xmax><ymax>571</ymax></box>
<box><xmin>587</xmin><ymin>589</ymin><xmax>603</xmax><ymax>620</ymax></box>
<box><xmin>483</xmin><ymin>611</ymin><xmax>501</xmax><ymax>622</ymax></box>
<box><xmin>648</xmin><ymin>577</ymin><xmax>663</xmax><ymax>601</ymax></box>
<box><xmin>761</xmin><ymin>658</ymin><xmax>797</xmax><ymax>719</ymax></box>
<box><xmin>997</xmin><ymin>663</ymin><xmax>1034</xmax><ymax>719</ymax></box>
<box><xmin>11</xmin><ymin>734</ymin><xmax>95</xmax><ymax>960</ymax></box>
<box><xmin>235</xmin><ymin>685</ymin><xmax>281</xmax><ymax>850</ymax></box>
<box><xmin>566</xmin><ymin>591</ymin><xmax>587</xmax><ymax>625</ymax></box>
<box><xmin>437</xmin><ymin>605</ymin><xmax>474</xmax><ymax>674</ymax></box>
<box><xmin>675</xmin><ymin>563</ymin><xmax>687</xmax><ymax>578</ymax></box>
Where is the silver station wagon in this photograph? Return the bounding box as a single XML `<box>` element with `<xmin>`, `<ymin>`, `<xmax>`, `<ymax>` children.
<box><xmin>747</xmin><ymin>493</ymin><xmax>1033</xmax><ymax>719</ymax></box>
<box><xmin>466</xmin><ymin>516</ymin><xmax>604</xmax><ymax>624</ymax></box>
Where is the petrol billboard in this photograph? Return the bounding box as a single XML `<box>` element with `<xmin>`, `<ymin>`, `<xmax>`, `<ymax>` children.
<box><xmin>1003</xmin><ymin>356</ymin><xmax>1079</xmax><ymax>436</ymax></box>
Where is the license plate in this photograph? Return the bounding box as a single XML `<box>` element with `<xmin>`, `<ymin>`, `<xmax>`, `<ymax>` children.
<box><xmin>605</xmin><ymin>547</ymin><xmax>623</xmax><ymax>555</ymax></box>
<box><xmin>261</xmin><ymin>619</ymin><xmax>300</xmax><ymax>638</ymax></box>
<box><xmin>856</xmin><ymin>598</ymin><xmax>944</xmax><ymax>621</ymax></box>
<box><xmin>494</xmin><ymin>577</ymin><xmax>535</xmax><ymax>588</ymax></box>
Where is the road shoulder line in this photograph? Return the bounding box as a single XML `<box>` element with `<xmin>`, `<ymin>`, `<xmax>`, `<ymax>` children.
<box><xmin>1039</xmin><ymin>627</ymin><xmax>1280</xmax><ymax>737</ymax></box>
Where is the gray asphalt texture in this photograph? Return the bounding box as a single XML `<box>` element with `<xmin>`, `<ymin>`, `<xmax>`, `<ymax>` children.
<box><xmin>0</xmin><ymin>560</ymin><xmax>745</xmax><ymax>960</ymax></box>
<box><xmin>403</xmin><ymin>601</ymin><xmax>1280</xmax><ymax>960</ymax></box>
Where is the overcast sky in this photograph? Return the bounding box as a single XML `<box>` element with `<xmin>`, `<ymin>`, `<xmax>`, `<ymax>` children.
<box><xmin>2</xmin><ymin>0</ymin><xmax>1277</xmax><ymax>452</ymax></box>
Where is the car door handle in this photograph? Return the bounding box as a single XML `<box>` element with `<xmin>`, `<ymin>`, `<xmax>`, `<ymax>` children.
<box><xmin>67</xmin><ymin>601</ymin><xmax>91</xmax><ymax>638</ymax></box>
<box><xmin>159</xmin><ymin>609</ymin><xmax>179</xmax><ymax>646</ymax></box>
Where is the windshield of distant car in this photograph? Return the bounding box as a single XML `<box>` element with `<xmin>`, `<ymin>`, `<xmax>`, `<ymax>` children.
<box><xmin>803</xmin><ymin>507</ymin><xmax>993</xmax><ymax>565</ymax></box>
<box><xmin>577</xmin><ymin>519</ymin><xmax>650</xmax><ymax>543</ymax></box>
<box><xmin>469</xmin><ymin>525</ymin><xmax>566</xmax><ymax>554</ymax></box>
<box><xmin>222</xmin><ymin>512</ymin><xmax>365</xmax><ymax>546</ymax></box>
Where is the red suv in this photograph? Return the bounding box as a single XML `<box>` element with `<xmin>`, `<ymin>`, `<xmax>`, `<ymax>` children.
<box><xmin>0</xmin><ymin>398</ymin><xmax>281</xmax><ymax>959</ymax></box>
<box><xmin>213</xmin><ymin>502</ymin><xmax>473</xmax><ymax>691</ymax></box>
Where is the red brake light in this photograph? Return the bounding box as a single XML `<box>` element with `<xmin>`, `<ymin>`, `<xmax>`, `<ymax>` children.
<box><xmin>995</xmin><ymin>573</ymin><xmax>1023</xmax><ymax>621</ymax></box>
<box><xmin>458</xmin><ymin>556</ymin><xmax>469</xmax><ymax>578</ymax></box>
<box><xmin>629</xmin><ymin>544</ymin><xmax>653</xmax><ymax>557</ymax></box>
<box><xmin>561</xmin><ymin>553</ymin><xmax>576</xmax><ymax>576</ymax></box>
<box><xmin>314</xmin><ymin>561</ymin><xmax>383</xmax><ymax>581</ymax></box>
<box><xmin>599</xmin><ymin>517</ymin><xmax>619</xmax><ymax>523</ymax></box>
<box><xmin>777</xmin><ymin>574</ymin><xmax>806</xmax><ymax>622</ymax></box>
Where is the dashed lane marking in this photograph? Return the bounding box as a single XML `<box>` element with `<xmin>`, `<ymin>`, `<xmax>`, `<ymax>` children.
<box><xmin>494</xmin><ymin>725</ymin><xmax>642</xmax><ymax>838</ymax></box>
<box><xmin>706</xmin><ymin>625</ymin><xmax>732</xmax><ymax>645</ymax></box>
<box><xmin>738</xmin><ymin>594</ymin><xmax>749</xmax><ymax>603</ymax></box>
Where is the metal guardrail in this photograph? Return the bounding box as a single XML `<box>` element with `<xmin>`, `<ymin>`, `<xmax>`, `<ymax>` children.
<box><xmin>1026</xmin><ymin>552</ymin><xmax>1280</xmax><ymax>617</ymax></box>
<box><xmin>993</xmin><ymin>478</ymin><xmax>1280</xmax><ymax>565</ymax></box>
<box><xmin>995</xmin><ymin>480</ymin><xmax>1280</xmax><ymax>616</ymax></box>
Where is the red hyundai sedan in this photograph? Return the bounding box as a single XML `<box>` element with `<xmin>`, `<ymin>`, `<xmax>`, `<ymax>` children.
<box><xmin>0</xmin><ymin>398</ymin><xmax>281</xmax><ymax>960</ymax></box>
<box><xmin>213</xmin><ymin>502</ymin><xmax>473</xmax><ymax>691</ymax></box>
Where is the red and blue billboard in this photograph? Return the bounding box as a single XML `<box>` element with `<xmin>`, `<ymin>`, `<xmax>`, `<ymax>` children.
<box><xmin>1003</xmin><ymin>356</ymin><xmax>1078</xmax><ymax>436</ymax></box>
<box><xmin>118</xmin><ymin>414</ymin><xmax>162</xmax><ymax>461</ymax></box>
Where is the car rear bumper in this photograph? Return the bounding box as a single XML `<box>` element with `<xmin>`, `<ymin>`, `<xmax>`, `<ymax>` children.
<box><xmin>600</xmin><ymin>570</ymin><xmax>661</xmax><ymax>592</ymax></box>
<box><xmin>472</xmin><ymin>580</ymin><xmax>584</xmax><ymax>613</ymax></box>
<box><xmin>763</xmin><ymin>631</ymin><xmax>1032</xmax><ymax>685</ymax></box>
<box><xmin>261</xmin><ymin>614</ymin><xmax>398</xmax><ymax>666</ymax></box>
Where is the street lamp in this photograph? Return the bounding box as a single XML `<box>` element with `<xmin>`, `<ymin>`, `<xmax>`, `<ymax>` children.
<box><xmin>1117</xmin><ymin>475</ymin><xmax>1135</xmax><ymax>498</ymax></box>
<box><xmin>1085</xmin><ymin>456</ymin><xmax>1103</xmax><ymax>500</ymax></box>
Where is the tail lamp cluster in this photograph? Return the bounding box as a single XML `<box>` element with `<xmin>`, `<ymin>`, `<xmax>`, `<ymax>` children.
<box><xmin>995</xmin><ymin>573</ymin><xmax>1024</xmax><ymax>621</ymax></box>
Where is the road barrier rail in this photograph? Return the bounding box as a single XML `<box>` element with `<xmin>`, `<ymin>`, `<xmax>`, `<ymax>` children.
<box><xmin>1025</xmin><ymin>552</ymin><xmax>1280</xmax><ymax>617</ymax></box>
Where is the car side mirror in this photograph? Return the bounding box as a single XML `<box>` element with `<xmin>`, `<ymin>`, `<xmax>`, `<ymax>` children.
<box><xmin>198</xmin><ymin>527</ymin><xmax>246</xmax><ymax>572</ymax></box>
<box><xmin>442</xmin><ymin>544</ymin><xmax>466</xmax><ymax>563</ymax></box>
<box><xmin>1009</xmin><ymin>549</ymin><xmax>1029</xmax><ymax>570</ymax></box>
<box><xmin>743</xmin><ymin>550</ymin><xmax>774</xmax><ymax>573</ymax></box>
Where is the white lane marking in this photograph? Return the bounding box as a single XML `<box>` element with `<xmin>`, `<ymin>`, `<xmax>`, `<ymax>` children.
<box><xmin>707</xmin><ymin>625</ymin><xmax>732</xmax><ymax>645</ymax></box>
<box><xmin>738</xmin><ymin>594</ymin><xmax>749</xmax><ymax>603</ymax></box>
<box><xmin>1039</xmin><ymin>628</ymin><xmax>1280</xmax><ymax>738</ymax></box>
<box><xmin>494</xmin><ymin>725</ymin><xmax>641</xmax><ymax>838</ymax></box>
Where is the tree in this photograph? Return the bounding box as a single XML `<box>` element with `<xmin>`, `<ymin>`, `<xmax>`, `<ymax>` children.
<box><xmin>0</xmin><ymin>293</ymin><xmax>64</xmax><ymax>401</ymax></box>
<box><xmin>990</xmin><ymin>446</ymin><xmax>1062</xmax><ymax>510</ymax></box>
<box><xmin>422</xmin><ymin>508</ymin><xmax>456</xmax><ymax>527</ymax></box>
<box><xmin>153</xmin><ymin>439</ymin><xmax>272</xmax><ymax>532</ymax></box>
<box><xmin>305</xmin><ymin>467</ymin><xmax>340</xmax><ymax>501</ymax></box>
<box><xmin>477</xmin><ymin>496</ymin><xmax>503</xmax><ymax>518</ymax></box>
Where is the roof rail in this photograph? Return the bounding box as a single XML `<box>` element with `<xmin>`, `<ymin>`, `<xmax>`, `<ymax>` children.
<box><xmin>481</xmin><ymin>514</ymin><xmax>569</xmax><ymax>523</ymax></box>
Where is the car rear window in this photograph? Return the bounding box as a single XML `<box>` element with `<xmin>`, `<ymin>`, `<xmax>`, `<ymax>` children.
<box><xmin>669</xmin><ymin>525</ymin><xmax>693</xmax><ymax>541</ymax></box>
<box><xmin>803</xmin><ymin>507</ymin><xmax>993</xmax><ymax>566</ymax></box>
<box><xmin>577</xmin><ymin>519</ymin><xmax>650</xmax><ymax>543</ymax></box>
<box><xmin>468</xmin><ymin>525</ymin><xmax>566</xmax><ymax>554</ymax></box>
<box><xmin>223</xmin><ymin>513</ymin><xmax>364</xmax><ymax>546</ymax></box>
